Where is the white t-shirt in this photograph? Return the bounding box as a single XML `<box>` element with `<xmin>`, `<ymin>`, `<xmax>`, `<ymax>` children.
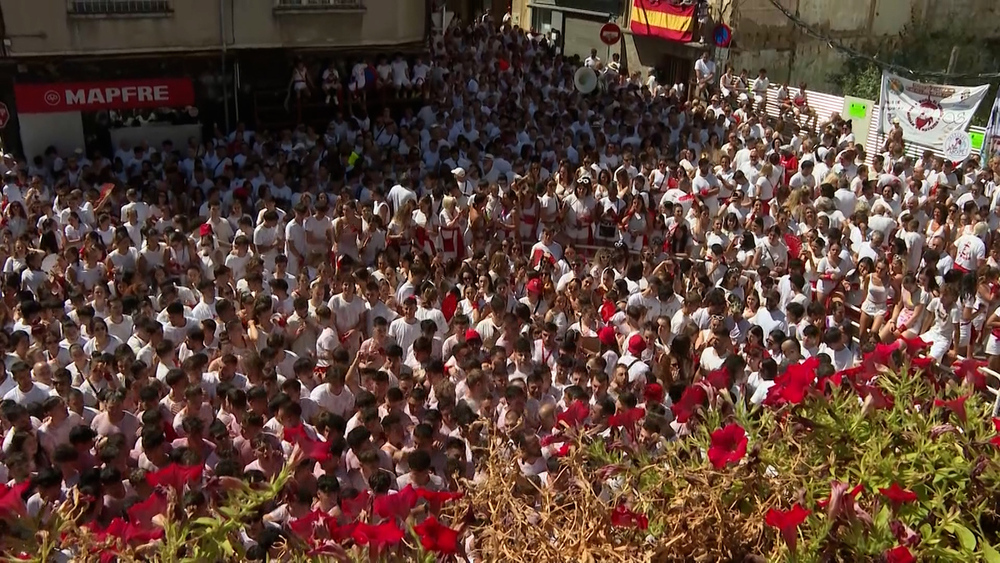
<box><xmin>309</xmin><ymin>384</ymin><xmax>355</xmax><ymax>419</ymax></box>
<box><xmin>926</xmin><ymin>297</ymin><xmax>960</xmax><ymax>341</ymax></box>
<box><xmin>388</xmin><ymin>317</ymin><xmax>422</xmax><ymax>355</ymax></box>
<box><xmin>954</xmin><ymin>234</ymin><xmax>986</xmax><ymax>272</ymax></box>
<box><xmin>695</xmin><ymin>59</ymin><xmax>716</xmax><ymax>81</ymax></box>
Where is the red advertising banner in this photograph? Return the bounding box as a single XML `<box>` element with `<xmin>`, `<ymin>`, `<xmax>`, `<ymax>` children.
<box><xmin>14</xmin><ymin>78</ymin><xmax>195</xmax><ymax>114</ymax></box>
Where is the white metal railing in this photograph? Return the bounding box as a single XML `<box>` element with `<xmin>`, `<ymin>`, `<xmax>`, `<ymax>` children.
<box><xmin>66</xmin><ymin>0</ymin><xmax>171</xmax><ymax>14</ymax></box>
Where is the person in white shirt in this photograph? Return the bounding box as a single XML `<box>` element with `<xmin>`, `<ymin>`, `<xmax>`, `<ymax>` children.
<box><xmin>817</xmin><ymin>327</ymin><xmax>855</xmax><ymax>372</ymax></box>
<box><xmin>918</xmin><ymin>285</ymin><xmax>960</xmax><ymax>362</ymax></box>
<box><xmin>3</xmin><ymin>361</ymin><xmax>51</xmax><ymax>409</ymax></box>
<box><xmin>751</xmin><ymin>68</ymin><xmax>769</xmax><ymax>110</ymax></box>
<box><xmin>694</xmin><ymin>52</ymin><xmax>716</xmax><ymax>100</ymax></box>
<box><xmin>953</xmin><ymin>222</ymin><xmax>988</xmax><ymax>273</ymax></box>
<box><xmin>389</xmin><ymin>297</ymin><xmax>423</xmax><ymax>356</ymax></box>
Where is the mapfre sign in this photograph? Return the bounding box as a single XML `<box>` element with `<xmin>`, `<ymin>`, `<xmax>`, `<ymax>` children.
<box><xmin>14</xmin><ymin>78</ymin><xmax>195</xmax><ymax>114</ymax></box>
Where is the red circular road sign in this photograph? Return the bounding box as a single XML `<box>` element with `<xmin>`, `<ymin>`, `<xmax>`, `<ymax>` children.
<box><xmin>600</xmin><ymin>22</ymin><xmax>622</xmax><ymax>46</ymax></box>
<box><xmin>0</xmin><ymin>103</ymin><xmax>8</xmax><ymax>129</ymax></box>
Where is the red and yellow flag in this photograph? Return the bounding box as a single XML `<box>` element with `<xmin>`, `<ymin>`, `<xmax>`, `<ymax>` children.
<box><xmin>629</xmin><ymin>0</ymin><xmax>695</xmax><ymax>43</ymax></box>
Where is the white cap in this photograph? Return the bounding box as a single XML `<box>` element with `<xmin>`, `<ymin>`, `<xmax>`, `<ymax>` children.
<box><xmin>452</xmin><ymin>167</ymin><xmax>466</xmax><ymax>176</ymax></box>
<box><xmin>483</xmin><ymin>154</ymin><xmax>494</xmax><ymax>160</ymax></box>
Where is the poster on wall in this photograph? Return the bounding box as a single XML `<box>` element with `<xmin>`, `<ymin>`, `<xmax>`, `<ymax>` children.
<box><xmin>878</xmin><ymin>71</ymin><xmax>989</xmax><ymax>152</ymax></box>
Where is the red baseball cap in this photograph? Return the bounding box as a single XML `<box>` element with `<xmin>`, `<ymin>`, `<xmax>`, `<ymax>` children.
<box><xmin>526</xmin><ymin>278</ymin><xmax>543</xmax><ymax>295</ymax></box>
<box><xmin>465</xmin><ymin>329</ymin><xmax>482</xmax><ymax>343</ymax></box>
<box><xmin>598</xmin><ymin>326</ymin><xmax>617</xmax><ymax>346</ymax></box>
<box><xmin>627</xmin><ymin>334</ymin><xmax>647</xmax><ymax>356</ymax></box>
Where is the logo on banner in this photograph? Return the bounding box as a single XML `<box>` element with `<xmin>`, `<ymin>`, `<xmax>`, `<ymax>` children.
<box><xmin>44</xmin><ymin>90</ymin><xmax>60</xmax><ymax>106</ymax></box>
<box><xmin>942</xmin><ymin>130</ymin><xmax>972</xmax><ymax>162</ymax></box>
<box><xmin>908</xmin><ymin>100</ymin><xmax>942</xmax><ymax>132</ymax></box>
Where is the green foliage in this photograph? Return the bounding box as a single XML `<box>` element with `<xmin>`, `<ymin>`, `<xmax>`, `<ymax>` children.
<box><xmin>828</xmin><ymin>24</ymin><xmax>1000</xmax><ymax>125</ymax></box>
<box><xmin>605</xmin><ymin>365</ymin><xmax>1000</xmax><ymax>561</ymax></box>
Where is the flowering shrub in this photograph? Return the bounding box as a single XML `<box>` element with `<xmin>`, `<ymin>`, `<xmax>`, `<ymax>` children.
<box><xmin>4</xmin><ymin>362</ymin><xmax>1000</xmax><ymax>562</ymax></box>
<box><xmin>464</xmin><ymin>361</ymin><xmax>1000</xmax><ymax>562</ymax></box>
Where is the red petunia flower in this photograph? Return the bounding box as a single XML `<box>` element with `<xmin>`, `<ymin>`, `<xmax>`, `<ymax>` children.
<box><xmin>126</xmin><ymin>490</ymin><xmax>167</xmax><ymax>526</ymax></box>
<box><xmin>608</xmin><ymin>407</ymin><xmax>645</xmax><ymax>429</ymax></box>
<box><xmin>900</xmin><ymin>335</ymin><xmax>931</xmax><ymax>354</ymax></box>
<box><xmin>705</xmin><ymin>367</ymin><xmax>730</xmax><ymax>391</ymax></box>
<box><xmin>610</xmin><ymin>504</ymin><xmax>648</xmax><ymax>530</ymax></box>
<box><xmin>764</xmin><ymin>504</ymin><xmax>810</xmax><ymax>552</ymax></box>
<box><xmin>413</xmin><ymin>515</ymin><xmax>461</xmax><ymax>554</ymax></box>
<box><xmin>707</xmin><ymin>423</ymin><xmax>748</xmax><ymax>469</ymax></box>
<box><xmin>414</xmin><ymin>488</ymin><xmax>465</xmax><ymax>514</ymax></box>
<box><xmin>146</xmin><ymin>463</ymin><xmax>203</xmax><ymax>493</ymax></box>
<box><xmin>671</xmin><ymin>385</ymin><xmax>708</xmax><ymax>423</ymax></box>
<box><xmin>955</xmin><ymin>359</ymin><xmax>988</xmax><ymax>391</ymax></box>
<box><xmin>289</xmin><ymin>510</ymin><xmax>333</xmax><ymax>540</ymax></box>
<box><xmin>885</xmin><ymin>545</ymin><xmax>916</xmax><ymax>563</ymax></box>
<box><xmin>373</xmin><ymin>484</ymin><xmax>419</xmax><ymax>521</ymax></box>
<box><xmin>763</xmin><ymin>359</ymin><xmax>818</xmax><ymax>407</ymax></box>
<box><xmin>879</xmin><ymin>483</ymin><xmax>918</xmax><ymax>507</ymax></box>
<box><xmin>993</xmin><ymin>418</ymin><xmax>1000</xmax><ymax>432</ymax></box>
<box><xmin>817</xmin><ymin>371</ymin><xmax>844</xmax><ymax>394</ymax></box>
<box><xmin>0</xmin><ymin>481</ymin><xmax>30</xmax><ymax>519</ymax></box>
<box><xmin>340</xmin><ymin>490</ymin><xmax>371</xmax><ymax>521</ymax></box>
<box><xmin>910</xmin><ymin>356</ymin><xmax>935</xmax><ymax>371</ymax></box>
<box><xmin>351</xmin><ymin>521</ymin><xmax>405</xmax><ymax>549</ymax></box>
<box><xmin>865</xmin><ymin>341</ymin><xmax>900</xmax><ymax>368</ymax></box>
<box><xmin>556</xmin><ymin>400</ymin><xmax>590</xmax><ymax>428</ymax></box>
<box><xmin>933</xmin><ymin>394</ymin><xmax>970</xmax><ymax>424</ymax></box>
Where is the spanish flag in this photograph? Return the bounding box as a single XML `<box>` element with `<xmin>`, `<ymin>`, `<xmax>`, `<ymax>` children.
<box><xmin>630</xmin><ymin>0</ymin><xmax>695</xmax><ymax>43</ymax></box>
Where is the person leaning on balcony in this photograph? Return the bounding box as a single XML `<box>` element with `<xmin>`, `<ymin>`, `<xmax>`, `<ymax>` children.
<box><xmin>694</xmin><ymin>51</ymin><xmax>716</xmax><ymax>101</ymax></box>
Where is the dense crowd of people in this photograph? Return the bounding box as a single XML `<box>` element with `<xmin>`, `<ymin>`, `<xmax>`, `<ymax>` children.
<box><xmin>0</xmin><ymin>11</ymin><xmax>997</xmax><ymax>561</ymax></box>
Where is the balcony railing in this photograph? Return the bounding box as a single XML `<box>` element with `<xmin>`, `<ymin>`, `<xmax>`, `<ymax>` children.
<box><xmin>273</xmin><ymin>0</ymin><xmax>365</xmax><ymax>13</ymax></box>
<box><xmin>67</xmin><ymin>0</ymin><xmax>172</xmax><ymax>15</ymax></box>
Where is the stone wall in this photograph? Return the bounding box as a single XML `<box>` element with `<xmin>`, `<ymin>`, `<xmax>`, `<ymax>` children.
<box><xmin>716</xmin><ymin>0</ymin><xmax>1000</xmax><ymax>91</ymax></box>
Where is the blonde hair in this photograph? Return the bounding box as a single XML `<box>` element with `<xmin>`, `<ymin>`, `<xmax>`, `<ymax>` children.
<box><xmin>442</xmin><ymin>196</ymin><xmax>457</xmax><ymax>212</ymax></box>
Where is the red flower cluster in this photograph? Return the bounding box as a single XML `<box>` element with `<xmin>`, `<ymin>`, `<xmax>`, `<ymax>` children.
<box><xmin>146</xmin><ymin>463</ymin><xmax>204</xmax><ymax>493</ymax></box>
<box><xmin>557</xmin><ymin>400</ymin><xmax>590</xmax><ymax>428</ymax></box>
<box><xmin>283</xmin><ymin>424</ymin><xmax>333</xmax><ymax>462</ymax></box>
<box><xmin>610</xmin><ymin>504</ymin><xmax>648</xmax><ymax>530</ymax></box>
<box><xmin>0</xmin><ymin>481</ymin><xmax>29</xmax><ymax>519</ymax></box>
<box><xmin>671</xmin><ymin>385</ymin><xmax>707</xmax><ymax>423</ymax></box>
<box><xmin>763</xmin><ymin>358</ymin><xmax>819</xmax><ymax>407</ymax></box>
<box><xmin>607</xmin><ymin>407</ymin><xmax>645</xmax><ymax>429</ymax></box>
<box><xmin>413</xmin><ymin>516</ymin><xmax>462</xmax><ymax>554</ymax></box>
<box><xmin>991</xmin><ymin>418</ymin><xmax>1000</xmax><ymax>448</ymax></box>
<box><xmin>292</xmin><ymin>487</ymin><xmax>465</xmax><ymax>554</ymax></box>
<box><xmin>708</xmin><ymin>423</ymin><xmax>747</xmax><ymax>469</ymax></box>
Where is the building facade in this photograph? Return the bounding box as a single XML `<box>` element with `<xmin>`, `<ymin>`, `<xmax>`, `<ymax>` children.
<box><xmin>509</xmin><ymin>0</ymin><xmax>710</xmax><ymax>90</ymax></box>
<box><xmin>0</xmin><ymin>0</ymin><xmax>428</xmax><ymax>158</ymax></box>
